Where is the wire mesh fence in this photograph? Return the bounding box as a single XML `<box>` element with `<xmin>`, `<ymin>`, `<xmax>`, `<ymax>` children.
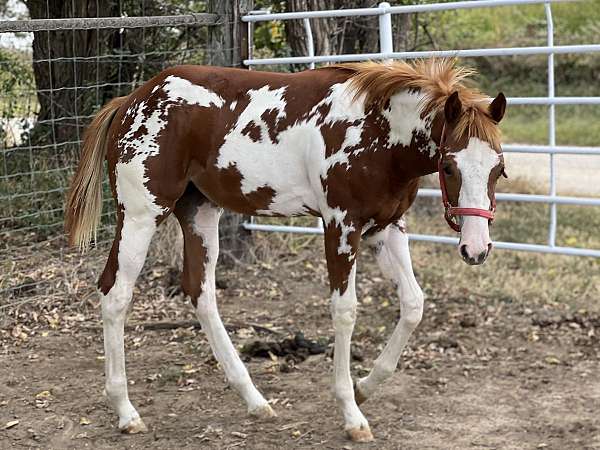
<box><xmin>0</xmin><ymin>3</ymin><xmax>246</xmax><ymax>305</ymax></box>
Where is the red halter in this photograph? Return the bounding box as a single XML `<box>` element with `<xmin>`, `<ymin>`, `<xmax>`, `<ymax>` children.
<box><xmin>437</xmin><ymin>125</ymin><xmax>496</xmax><ymax>233</ymax></box>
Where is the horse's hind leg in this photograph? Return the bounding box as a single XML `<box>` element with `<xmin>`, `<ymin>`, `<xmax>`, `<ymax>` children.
<box><xmin>99</xmin><ymin>208</ymin><xmax>160</xmax><ymax>433</ymax></box>
<box><xmin>174</xmin><ymin>189</ymin><xmax>275</xmax><ymax>419</ymax></box>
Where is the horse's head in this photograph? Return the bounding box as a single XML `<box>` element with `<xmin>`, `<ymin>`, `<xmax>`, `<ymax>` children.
<box><xmin>438</xmin><ymin>91</ymin><xmax>507</xmax><ymax>265</ymax></box>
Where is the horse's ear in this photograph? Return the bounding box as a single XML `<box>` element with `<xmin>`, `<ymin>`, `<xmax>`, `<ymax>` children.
<box><xmin>444</xmin><ymin>91</ymin><xmax>462</xmax><ymax>125</ymax></box>
<box><xmin>489</xmin><ymin>92</ymin><xmax>506</xmax><ymax>123</ymax></box>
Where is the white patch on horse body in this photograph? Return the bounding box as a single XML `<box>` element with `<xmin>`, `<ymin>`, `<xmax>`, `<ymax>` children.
<box><xmin>162</xmin><ymin>75</ymin><xmax>224</xmax><ymax>108</ymax></box>
<box><xmin>230</xmin><ymin>100</ymin><xmax>238</xmax><ymax>111</ymax></box>
<box><xmin>115</xmin><ymin>157</ymin><xmax>166</xmax><ymax>218</ymax></box>
<box><xmin>190</xmin><ymin>202</ymin><xmax>223</xmax><ymax>240</ymax></box>
<box><xmin>383</xmin><ymin>90</ymin><xmax>431</xmax><ymax>152</ymax></box>
<box><xmin>454</xmin><ymin>137</ymin><xmax>500</xmax><ymax>210</ymax></box>
<box><xmin>321</xmin><ymin>81</ymin><xmax>366</xmax><ymax>124</ymax></box>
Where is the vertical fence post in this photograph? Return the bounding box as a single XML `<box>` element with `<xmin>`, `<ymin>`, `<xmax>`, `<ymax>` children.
<box><xmin>378</xmin><ymin>2</ymin><xmax>394</xmax><ymax>58</ymax></box>
<box><xmin>303</xmin><ymin>18</ymin><xmax>315</xmax><ymax>69</ymax></box>
<box><xmin>545</xmin><ymin>3</ymin><xmax>557</xmax><ymax>247</ymax></box>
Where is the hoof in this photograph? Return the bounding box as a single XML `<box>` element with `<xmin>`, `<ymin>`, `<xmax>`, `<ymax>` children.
<box><xmin>249</xmin><ymin>403</ymin><xmax>277</xmax><ymax>420</ymax></box>
<box><xmin>120</xmin><ymin>417</ymin><xmax>148</xmax><ymax>434</ymax></box>
<box><xmin>347</xmin><ymin>425</ymin><xmax>374</xmax><ymax>443</ymax></box>
<box><xmin>354</xmin><ymin>379</ymin><xmax>368</xmax><ymax>405</ymax></box>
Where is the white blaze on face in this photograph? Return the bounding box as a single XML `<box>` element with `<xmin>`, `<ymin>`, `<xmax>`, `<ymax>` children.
<box><xmin>454</xmin><ymin>137</ymin><xmax>500</xmax><ymax>263</ymax></box>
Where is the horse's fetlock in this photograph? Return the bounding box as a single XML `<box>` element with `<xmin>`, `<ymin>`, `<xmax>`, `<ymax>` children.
<box><xmin>402</xmin><ymin>308</ymin><xmax>423</xmax><ymax>329</ymax></box>
<box><xmin>105</xmin><ymin>377</ymin><xmax>127</xmax><ymax>399</ymax></box>
<box><xmin>374</xmin><ymin>361</ymin><xmax>396</xmax><ymax>380</ymax></box>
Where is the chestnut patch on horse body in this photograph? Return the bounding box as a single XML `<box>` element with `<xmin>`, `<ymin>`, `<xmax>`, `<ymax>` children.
<box><xmin>173</xmin><ymin>188</ymin><xmax>211</xmax><ymax>304</ymax></box>
<box><xmin>241</xmin><ymin>121</ymin><xmax>262</xmax><ymax>142</ymax></box>
<box><xmin>98</xmin><ymin>204</ymin><xmax>124</xmax><ymax>295</ymax></box>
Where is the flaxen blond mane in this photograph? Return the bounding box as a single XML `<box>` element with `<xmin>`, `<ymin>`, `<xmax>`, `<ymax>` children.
<box><xmin>330</xmin><ymin>59</ymin><xmax>501</xmax><ymax>148</ymax></box>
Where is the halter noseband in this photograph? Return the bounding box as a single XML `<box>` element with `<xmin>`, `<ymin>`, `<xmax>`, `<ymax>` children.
<box><xmin>437</xmin><ymin>124</ymin><xmax>496</xmax><ymax>233</ymax></box>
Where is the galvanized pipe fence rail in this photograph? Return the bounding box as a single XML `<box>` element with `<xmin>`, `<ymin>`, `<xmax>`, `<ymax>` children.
<box><xmin>241</xmin><ymin>0</ymin><xmax>600</xmax><ymax>258</ymax></box>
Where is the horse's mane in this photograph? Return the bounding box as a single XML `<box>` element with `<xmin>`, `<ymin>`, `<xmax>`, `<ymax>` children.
<box><xmin>327</xmin><ymin>59</ymin><xmax>501</xmax><ymax>148</ymax></box>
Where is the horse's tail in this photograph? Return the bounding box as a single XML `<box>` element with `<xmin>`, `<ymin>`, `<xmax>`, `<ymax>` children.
<box><xmin>65</xmin><ymin>96</ymin><xmax>128</xmax><ymax>250</ymax></box>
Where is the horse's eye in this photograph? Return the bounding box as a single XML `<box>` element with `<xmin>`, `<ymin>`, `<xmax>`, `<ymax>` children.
<box><xmin>501</xmin><ymin>168</ymin><xmax>508</xmax><ymax>178</ymax></box>
<box><xmin>443</xmin><ymin>164</ymin><xmax>453</xmax><ymax>176</ymax></box>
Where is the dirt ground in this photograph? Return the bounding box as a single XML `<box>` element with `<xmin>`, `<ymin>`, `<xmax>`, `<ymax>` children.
<box><xmin>1</xmin><ymin>243</ymin><xmax>599</xmax><ymax>450</ymax></box>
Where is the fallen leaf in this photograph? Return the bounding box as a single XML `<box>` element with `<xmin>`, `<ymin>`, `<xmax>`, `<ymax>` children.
<box><xmin>79</xmin><ymin>417</ymin><xmax>91</xmax><ymax>426</ymax></box>
<box><xmin>35</xmin><ymin>390</ymin><xmax>52</xmax><ymax>399</ymax></box>
<box><xmin>5</xmin><ymin>420</ymin><xmax>19</xmax><ymax>429</ymax></box>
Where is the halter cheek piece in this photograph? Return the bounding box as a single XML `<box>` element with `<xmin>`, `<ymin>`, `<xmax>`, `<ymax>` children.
<box><xmin>437</xmin><ymin>124</ymin><xmax>497</xmax><ymax>233</ymax></box>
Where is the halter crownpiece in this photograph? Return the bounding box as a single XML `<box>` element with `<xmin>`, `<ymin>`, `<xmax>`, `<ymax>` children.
<box><xmin>437</xmin><ymin>124</ymin><xmax>496</xmax><ymax>233</ymax></box>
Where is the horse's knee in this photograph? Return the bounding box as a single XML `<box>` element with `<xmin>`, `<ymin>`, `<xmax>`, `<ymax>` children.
<box><xmin>401</xmin><ymin>290</ymin><xmax>424</xmax><ymax>329</ymax></box>
<box><xmin>331</xmin><ymin>290</ymin><xmax>357</xmax><ymax>330</ymax></box>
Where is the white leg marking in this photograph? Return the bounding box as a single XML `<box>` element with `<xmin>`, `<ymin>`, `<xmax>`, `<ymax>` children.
<box><xmin>330</xmin><ymin>264</ymin><xmax>370</xmax><ymax>436</ymax></box>
<box><xmin>357</xmin><ymin>224</ymin><xmax>424</xmax><ymax>400</ymax></box>
<box><xmin>191</xmin><ymin>204</ymin><xmax>273</xmax><ymax>416</ymax></box>
<box><xmin>102</xmin><ymin>216</ymin><xmax>156</xmax><ymax>431</ymax></box>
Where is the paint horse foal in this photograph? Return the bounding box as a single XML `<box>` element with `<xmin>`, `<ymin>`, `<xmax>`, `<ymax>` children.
<box><xmin>66</xmin><ymin>59</ymin><xmax>507</xmax><ymax>442</ymax></box>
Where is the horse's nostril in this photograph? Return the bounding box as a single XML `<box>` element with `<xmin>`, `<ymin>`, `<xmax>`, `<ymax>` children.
<box><xmin>460</xmin><ymin>244</ymin><xmax>469</xmax><ymax>260</ymax></box>
<box><xmin>477</xmin><ymin>251</ymin><xmax>487</xmax><ymax>264</ymax></box>
<box><xmin>487</xmin><ymin>242</ymin><xmax>493</xmax><ymax>254</ymax></box>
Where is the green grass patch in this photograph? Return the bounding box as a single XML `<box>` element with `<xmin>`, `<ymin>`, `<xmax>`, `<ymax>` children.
<box><xmin>501</xmin><ymin>105</ymin><xmax>600</xmax><ymax>146</ymax></box>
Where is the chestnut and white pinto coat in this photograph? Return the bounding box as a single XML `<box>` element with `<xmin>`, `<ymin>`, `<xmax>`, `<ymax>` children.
<box><xmin>65</xmin><ymin>59</ymin><xmax>507</xmax><ymax>442</ymax></box>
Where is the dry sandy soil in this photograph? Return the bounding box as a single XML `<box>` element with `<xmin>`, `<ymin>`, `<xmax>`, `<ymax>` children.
<box><xmin>1</xmin><ymin>244</ymin><xmax>600</xmax><ymax>450</ymax></box>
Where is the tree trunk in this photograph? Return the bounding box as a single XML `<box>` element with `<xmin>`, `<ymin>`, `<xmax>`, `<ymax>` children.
<box><xmin>285</xmin><ymin>0</ymin><xmax>336</xmax><ymax>67</ymax></box>
<box><xmin>25</xmin><ymin>0</ymin><xmax>128</xmax><ymax>158</ymax></box>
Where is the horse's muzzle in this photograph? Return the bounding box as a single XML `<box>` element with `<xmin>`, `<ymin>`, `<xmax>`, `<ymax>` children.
<box><xmin>459</xmin><ymin>242</ymin><xmax>492</xmax><ymax>265</ymax></box>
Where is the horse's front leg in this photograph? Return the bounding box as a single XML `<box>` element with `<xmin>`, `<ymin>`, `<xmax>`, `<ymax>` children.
<box><xmin>355</xmin><ymin>220</ymin><xmax>424</xmax><ymax>404</ymax></box>
<box><xmin>323</xmin><ymin>219</ymin><xmax>373</xmax><ymax>442</ymax></box>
